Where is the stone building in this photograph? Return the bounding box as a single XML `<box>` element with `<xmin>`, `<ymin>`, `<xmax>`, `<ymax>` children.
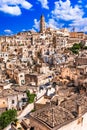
<box><xmin>14</xmin><ymin>69</ymin><xmax>25</xmax><ymax>86</ymax></box>
<box><xmin>0</xmin><ymin>88</ymin><xmax>27</xmax><ymax>112</ymax></box>
<box><xmin>30</xmin><ymin>94</ymin><xmax>87</xmax><ymax>130</ymax></box>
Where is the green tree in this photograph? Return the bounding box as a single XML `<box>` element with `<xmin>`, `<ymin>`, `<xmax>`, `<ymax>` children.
<box><xmin>26</xmin><ymin>90</ymin><xmax>36</xmax><ymax>103</ymax></box>
<box><xmin>79</xmin><ymin>42</ymin><xmax>84</xmax><ymax>49</ymax></box>
<box><xmin>72</xmin><ymin>43</ymin><xmax>80</xmax><ymax>50</ymax></box>
<box><xmin>0</xmin><ymin>109</ymin><xmax>17</xmax><ymax>129</ymax></box>
<box><xmin>69</xmin><ymin>43</ymin><xmax>80</xmax><ymax>54</ymax></box>
<box><xmin>69</xmin><ymin>42</ymin><xmax>87</xmax><ymax>54</ymax></box>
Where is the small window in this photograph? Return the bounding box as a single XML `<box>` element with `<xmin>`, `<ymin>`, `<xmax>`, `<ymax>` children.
<box><xmin>20</xmin><ymin>75</ymin><xmax>23</xmax><ymax>77</ymax></box>
<box><xmin>3</xmin><ymin>102</ymin><xmax>5</xmax><ymax>104</ymax></box>
<box><xmin>12</xmin><ymin>100</ymin><xmax>15</xmax><ymax>104</ymax></box>
<box><xmin>30</xmin><ymin>127</ymin><xmax>34</xmax><ymax>130</ymax></box>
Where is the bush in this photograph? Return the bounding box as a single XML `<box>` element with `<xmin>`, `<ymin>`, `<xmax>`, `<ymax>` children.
<box><xmin>26</xmin><ymin>90</ymin><xmax>36</xmax><ymax>103</ymax></box>
<box><xmin>69</xmin><ymin>43</ymin><xmax>81</xmax><ymax>54</ymax></box>
<box><xmin>72</xmin><ymin>43</ymin><xmax>80</xmax><ymax>50</ymax></box>
<box><xmin>69</xmin><ymin>42</ymin><xmax>87</xmax><ymax>54</ymax></box>
<box><xmin>0</xmin><ymin>109</ymin><xmax>17</xmax><ymax>129</ymax></box>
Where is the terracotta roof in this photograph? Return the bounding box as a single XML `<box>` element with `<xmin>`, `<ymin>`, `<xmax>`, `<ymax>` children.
<box><xmin>31</xmin><ymin>105</ymin><xmax>74</xmax><ymax>128</ymax></box>
<box><xmin>60</xmin><ymin>94</ymin><xmax>87</xmax><ymax>115</ymax></box>
<box><xmin>30</xmin><ymin>94</ymin><xmax>87</xmax><ymax>129</ymax></box>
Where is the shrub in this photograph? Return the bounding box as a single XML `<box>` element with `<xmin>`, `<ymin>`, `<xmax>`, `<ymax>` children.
<box><xmin>26</xmin><ymin>90</ymin><xmax>36</xmax><ymax>103</ymax></box>
<box><xmin>0</xmin><ymin>109</ymin><xmax>17</xmax><ymax>129</ymax></box>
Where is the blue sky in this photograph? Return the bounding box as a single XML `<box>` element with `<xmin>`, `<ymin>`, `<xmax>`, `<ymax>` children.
<box><xmin>0</xmin><ymin>0</ymin><xmax>87</xmax><ymax>35</ymax></box>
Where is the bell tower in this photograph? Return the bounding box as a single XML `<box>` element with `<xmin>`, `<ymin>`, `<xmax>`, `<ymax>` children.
<box><xmin>40</xmin><ymin>15</ymin><xmax>46</xmax><ymax>33</ymax></box>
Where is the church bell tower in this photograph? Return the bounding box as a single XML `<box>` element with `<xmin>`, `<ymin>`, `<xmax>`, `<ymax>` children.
<box><xmin>40</xmin><ymin>15</ymin><xmax>46</xmax><ymax>33</ymax></box>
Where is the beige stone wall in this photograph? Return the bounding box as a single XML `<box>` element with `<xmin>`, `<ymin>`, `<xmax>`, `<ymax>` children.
<box><xmin>7</xmin><ymin>95</ymin><xmax>18</xmax><ymax>109</ymax></box>
<box><xmin>0</xmin><ymin>97</ymin><xmax>7</xmax><ymax>109</ymax></box>
<box><xmin>6</xmin><ymin>69</ymin><xmax>14</xmax><ymax>79</ymax></box>
<box><xmin>34</xmin><ymin>103</ymin><xmax>48</xmax><ymax>110</ymax></box>
<box><xmin>61</xmin><ymin>68</ymin><xmax>73</xmax><ymax>79</ymax></box>
<box><xmin>30</xmin><ymin>116</ymin><xmax>50</xmax><ymax>130</ymax></box>
<box><xmin>17</xmin><ymin>93</ymin><xmax>27</xmax><ymax>101</ymax></box>
<box><xmin>58</xmin><ymin>113</ymin><xmax>87</xmax><ymax>130</ymax></box>
<box><xmin>76</xmin><ymin>58</ymin><xmax>87</xmax><ymax>66</ymax></box>
<box><xmin>14</xmin><ymin>72</ymin><xmax>25</xmax><ymax>86</ymax></box>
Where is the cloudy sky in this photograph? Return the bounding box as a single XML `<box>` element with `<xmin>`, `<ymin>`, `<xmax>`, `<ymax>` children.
<box><xmin>0</xmin><ymin>0</ymin><xmax>87</xmax><ymax>35</ymax></box>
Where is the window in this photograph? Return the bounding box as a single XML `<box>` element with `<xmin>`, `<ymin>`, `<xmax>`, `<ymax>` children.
<box><xmin>20</xmin><ymin>75</ymin><xmax>23</xmax><ymax>77</ymax></box>
<box><xmin>12</xmin><ymin>100</ymin><xmax>15</xmax><ymax>104</ymax></box>
<box><xmin>30</xmin><ymin>127</ymin><xmax>34</xmax><ymax>130</ymax></box>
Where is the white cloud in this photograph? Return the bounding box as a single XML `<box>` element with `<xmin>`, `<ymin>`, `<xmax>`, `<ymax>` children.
<box><xmin>33</xmin><ymin>19</ymin><xmax>40</xmax><ymax>31</ymax></box>
<box><xmin>38</xmin><ymin>0</ymin><xmax>49</xmax><ymax>9</ymax></box>
<box><xmin>85</xmin><ymin>5</ymin><xmax>87</xmax><ymax>8</ymax></box>
<box><xmin>21</xmin><ymin>0</ymin><xmax>32</xmax><ymax>9</ymax></box>
<box><xmin>47</xmin><ymin>0</ymin><xmax>87</xmax><ymax>32</ymax></box>
<box><xmin>78</xmin><ymin>0</ymin><xmax>82</xmax><ymax>4</ymax></box>
<box><xmin>22</xmin><ymin>29</ymin><xmax>26</xmax><ymax>32</ymax></box>
<box><xmin>0</xmin><ymin>5</ymin><xmax>21</xmax><ymax>16</ymax></box>
<box><xmin>0</xmin><ymin>0</ymin><xmax>32</xmax><ymax>15</ymax></box>
<box><xmin>52</xmin><ymin>0</ymin><xmax>84</xmax><ymax>21</ymax></box>
<box><xmin>69</xmin><ymin>18</ymin><xmax>87</xmax><ymax>32</ymax></box>
<box><xmin>83</xmin><ymin>26</ymin><xmax>87</xmax><ymax>32</ymax></box>
<box><xmin>47</xmin><ymin>19</ymin><xmax>59</xmax><ymax>29</ymax></box>
<box><xmin>4</xmin><ymin>29</ymin><xmax>13</xmax><ymax>34</ymax></box>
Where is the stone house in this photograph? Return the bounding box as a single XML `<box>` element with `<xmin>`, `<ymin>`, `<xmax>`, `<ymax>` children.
<box><xmin>30</xmin><ymin>94</ymin><xmax>87</xmax><ymax>130</ymax></box>
<box><xmin>14</xmin><ymin>70</ymin><xmax>25</xmax><ymax>86</ymax></box>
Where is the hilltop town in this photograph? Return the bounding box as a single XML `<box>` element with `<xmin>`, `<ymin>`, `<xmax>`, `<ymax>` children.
<box><xmin>0</xmin><ymin>15</ymin><xmax>87</xmax><ymax>130</ymax></box>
